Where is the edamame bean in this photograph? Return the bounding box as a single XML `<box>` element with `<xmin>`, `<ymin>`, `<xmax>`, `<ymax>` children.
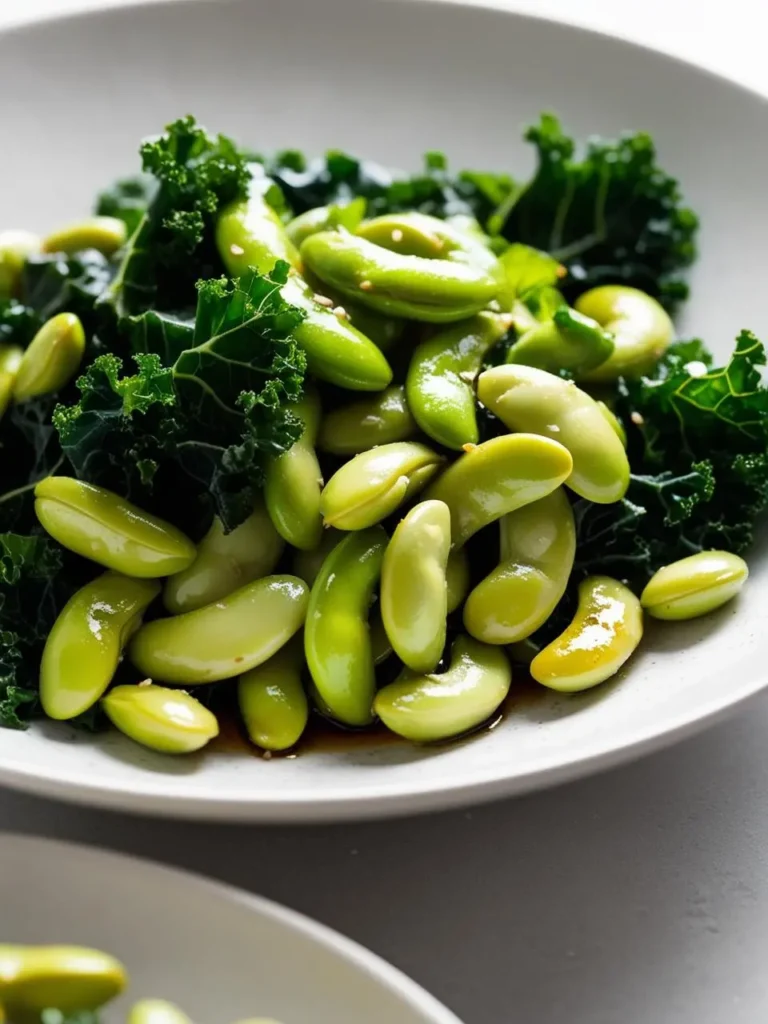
<box><xmin>0</xmin><ymin>344</ymin><xmax>23</xmax><ymax>375</ymax></box>
<box><xmin>128</xmin><ymin>1000</ymin><xmax>194</xmax><ymax>1024</ymax></box>
<box><xmin>374</xmin><ymin>635</ymin><xmax>511</xmax><ymax>742</ymax></box>
<box><xmin>163</xmin><ymin>500</ymin><xmax>284</xmax><ymax>614</ymax></box>
<box><xmin>304</xmin><ymin>527</ymin><xmax>386</xmax><ymax>726</ymax></box>
<box><xmin>463</xmin><ymin>489</ymin><xmax>576</xmax><ymax>644</ymax></box>
<box><xmin>530</xmin><ymin>576</ymin><xmax>643</xmax><ymax>691</ymax></box>
<box><xmin>381</xmin><ymin>500</ymin><xmax>451</xmax><ymax>673</ymax></box>
<box><xmin>318</xmin><ymin>385</ymin><xmax>416</xmax><ymax>454</ymax></box>
<box><xmin>13</xmin><ymin>313</ymin><xmax>85</xmax><ymax>403</ymax></box>
<box><xmin>640</xmin><ymin>550</ymin><xmax>749</xmax><ymax>620</ymax></box>
<box><xmin>446</xmin><ymin>549</ymin><xmax>470</xmax><ymax>613</ymax></box>
<box><xmin>370</xmin><ymin>607</ymin><xmax>393</xmax><ymax>666</ymax></box>
<box><xmin>424</xmin><ymin>434</ymin><xmax>573</xmax><ymax>548</ymax></box>
<box><xmin>320</xmin><ymin>442</ymin><xmax>443</xmax><ymax>530</ymax></box>
<box><xmin>303</xmin><ymin>267</ymin><xmax>406</xmax><ymax>352</ymax></box>
<box><xmin>477</xmin><ymin>364</ymin><xmax>630</xmax><ymax>504</ymax></box>
<box><xmin>35</xmin><ymin>477</ymin><xmax>196</xmax><ymax>577</ymax></box>
<box><xmin>102</xmin><ymin>684</ymin><xmax>219</xmax><ymax>754</ymax></box>
<box><xmin>291</xmin><ymin>529</ymin><xmax>344</xmax><ymax>587</ymax></box>
<box><xmin>238</xmin><ymin>638</ymin><xmax>308</xmax><ymax>751</ymax></box>
<box><xmin>575</xmin><ymin>285</ymin><xmax>674</xmax><ymax>380</ymax></box>
<box><xmin>597</xmin><ymin>400</ymin><xmax>627</xmax><ymax>447</ymax></box>
<box><xmin>42</xmin><ymin>217</ymin><xmax>127</xmax><ymax>257</ymax></box>
<box><xmin>0</xmin><ymin>946</ymin><xmax>126</xmax><ymax>1020</ymax></box>
<box><xmin>130</xmin><ymin>576</ymin><xmax>309</xmax><ymax>684</ymax></box>
<box><xmin>301</xmin><ymin>230</ymin><xmax>499</xmax><ymax>323</ymax></box>
<box><xmin>41</xmin><ymin>572</ymin><xmax>160</xmax><ymax>720</ymax></box>
<box><xmin>406</xmin><ymin>311</ymin><xmax>512</xmax><ymax>449</ymax></box>
<box><xmin>506</xmin><ymin>306</ymin><xmax>614</xmax><ymax>375</ymax></box>
<box><xmin>285</xmin><ymin>197</ymin><xmax>366</xmax><ymax>246</ymax></box>
<box><xmin>264</xmin><ymin>390</ymin><xmax>323</xmax><ymax>550</ymax></box>
<box><xmin>217</xmin><ymin>195</ymin><xmax>392</xmax><ymax>391</ymax></box>
<box><xmin>0</xmin><ymin>230</ymin><xmax>39</xmax><ymax>297</ymax></box>
<box><xmin>357</xmin><ymin>211</ymin><xmax>500</xmax><ymax>277</ymax></box>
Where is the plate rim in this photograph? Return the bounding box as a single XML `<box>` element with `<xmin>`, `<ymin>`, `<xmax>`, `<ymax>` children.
<box><xmin>0</xmin><ymin>831</ymin><xmax>463</xmax><ymax>1024</ymax></box>
<box><xmin>1</xmin><ymin>0</ymin><xmax>767</xmax><ymax>822</ymax></box>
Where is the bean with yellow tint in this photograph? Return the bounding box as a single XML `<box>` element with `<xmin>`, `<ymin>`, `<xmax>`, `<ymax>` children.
<box><xmin>464</xmin><ymin>488</ymin><xmax>576</xmax><ymax>644</ymax></box>
<box><xmin>576</xmin><ymin>285</ymin><xmax>674</xmax><ymax>381</ymax></box>
<box><xmin>381</xmin><ymin>500</ymin><xmax>452</xmax><ymax>673</ymax></box>
<box><xmin>641</xmin><ymin>550</ymin><xmax>748</xmax><ymax>620</ymax></box>
<box><xmin>41</xmin><ymin>572</ymin><xmax>160</xmax><ymax>720</ymax></box>
<box><xmin>374</xmin><ymin>635</ymin><xmax>511</xmax><ymax>742</ymax></box>
<box><xmin>425</xmin><ymin>433</ymin><xmax>573</xmax><ymax>548</ymax></box>
<box><xmin>130</xmin><ymin>576</ymin><xmax>309</xmax><ymax>685</ymax></box>
<box><xmin>102</xmin><ymin>684</ymin><xmax>219</xmax><ymax>754</ymax></box>
<box><xmin>238</xmin><ymin>638</ymin><xmax>308</xmax><ymax>751</ymax></box>
<box><xmin>305</xmin><ymin>527</ymin><xmax>386</xmax><ymax>726</ymax></box>
<box><xmin>34</xmin><ymin>477</ymin><xmax>196</xmax><ymax>577</ymax></box>
<box><xmin>0</xmin><ymin>946</ymin><xmax>126</xmax><ymax>1021</ymax></box>
<box><xmin>164</xmin><ymin>500</ymin><xmax>284</xmax><ymax>614</ymax></box>
<box><xmin>506</xmin><ymin>305</ymin><xmax>614</xmax><ymax>376</ymax></box>
<box><xmin>264</xmin><ymin>390</ymin><xmax>324</xmax><ymax>550</ymax></box>
<box><xmin>13</xmin><ymin>313</ymin><xmax>85</xmax><ymax>403</ymax></box>
<box><xmin>357</xmin><ymin>211</ymin><xmax>501</xmax><ymax>278</ymax></box>
<box><xmin>530</xmin><ymin>576</ymin><xmax>643</xmax><ymax>692</ymax></box>
<box><xmin>0</xmin><ymin>230</ymin><xmax>39</xmax><ymax>298</ymax></box>
<box><xmin>477</xmin><ymin>364</ymin><xmax>630</xmax><ymax>504</ymax></box>
<box><xmin>42</xmin><ymin>216</ymin><xmax>127</xmax><ymax>257</ymax></box>
<box><xmin>128</xmin><ymin>1000</ymin><xmax>194</xmax><ymax>1024</ymax></box>
<box><xmin>318</xmin><ymin>385</ymin><xmax>416</xmax><ymax>455</ymax></box>
<box><xmin>320</xmin><ymin>441</ymin><xmax>443</xmax><ymax>530</ymax></box>
<box><xmin>285</xmin><ymin>197</ymin><xmax>366</xmax><ymax>247</ymax></box>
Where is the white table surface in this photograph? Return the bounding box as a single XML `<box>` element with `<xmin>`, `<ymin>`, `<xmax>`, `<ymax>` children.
<box><xmin>3</xmin><ymin>2</ymin><xmax>768</xmax><ymax>1023</ymax></box>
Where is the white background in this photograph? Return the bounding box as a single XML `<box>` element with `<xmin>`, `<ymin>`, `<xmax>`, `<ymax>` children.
<box><xmin>3</xmin><ymin>2</ymin><xmax>768</xmax><ymax>1022</ymax></box>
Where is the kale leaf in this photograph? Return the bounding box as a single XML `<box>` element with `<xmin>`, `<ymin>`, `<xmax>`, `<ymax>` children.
<box><xmin>95</xmin><ymin>173</ymin><xmax>154</xmax><ymax>235</ymax></box>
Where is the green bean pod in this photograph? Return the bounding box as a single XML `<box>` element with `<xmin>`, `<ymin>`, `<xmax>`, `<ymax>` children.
<box><xmin>35</xmin><ymin>477</ymin><xmax>196</xmax><ymax>577</ymax></box>
<box><xmin>304</xmin><ymin>527</ymin><xmax>386</xmax><ymax>726</ymax></box>
<box><xmin>102</xmin><ymin>684</ymin><xmax>219</xmax><ymax>754</ymax></box>
<box><xmin>318</xmin><ymin>385</ymin><xmax>416</xmax><ymax>455</ymax></box>
<box><xmin>238</xmin><ymin>638</ymin><xmax>308</xmax><ymax>751</ymax></box>
<box><xmin>424</xmin><ymin>434</ymin><xmax>573</xmax><ymax>548</ymax></box>
<box><xmin>41</xmin><ymin>572</ymin><xmax>160</xmax><ymax>720</ymax></box>
<box><xmin>13</xmin><ymin>313</ymin><xmax>86</xmax><ymax>403</ymax></box>
<box><xmin>42</xmin><ymin>216</ymin><xmax>127</xmax><ymax>257</ymax></box>
<box><xmin>0</xmin><ymin>946</ymin><xmax>126</xmax><ymax>1020</ymax></box>
<box><xmin>217</xmin><ymin>194</ymin><xmax>392</xmax><ymax>391</ymax></box>
<box><xmin>575</xmin><ymin>285</ymin><xmax>674</xmax><ymax>380</ymax></box>
<box><xmin>0</xmin><ymin>230</ymin><xmax>39</xmax><ymax>298</ymax></box>
<box><xmin>164</xmin><ymin>500</ymin><xmax>284</xmax><ymax>614</ymax></box>
<box><xmin>506</xmin><ymin>306</ymin><xmax>614</xmax><ymax>375</ymax></box>
<box><xmin>381</xmin><ymin>500</ymin><xmax>451</xmax><ymax>673</ymax></box>
<box><xmin>374</xmin><ymin>635</ymin><xmax>511</xmax><ymax>742</ymax></box>
<box><xmin>406</xmin><ymin>311</ymin><xmax>512</xmax><ymax>449</ymax></box>
<box><xmin>477</xmin><ymin>364</ymin><xmax>630</xmax><ymax>504</ymax></box>
<box><xmin>640</xmin><ymin>550</ymin><xmax>749</xmax><ymax>620</ymax></box>
<box><xmin>264</xmin><ymin>390</ymin><xmax>324</xmax><ymax>550</ymax></box>
<box><xmin>301</xmin><ymin>230</ymin><xmax>499</xmax><ymax>323</ymax></box>
<box><xmin>320</xmin><ymin>441</ymin><xmax>443</xmax><ymax>530</ymax></box>
<box><xmin>127</xmin><ymin>1000</ymin><xmax>194</xmax><ymax>1024</ymax></box>
<box><xmin>357</xmin><ymin>211</ymin><xmax>500</xmax><ymax>277</ymax></box>
<box><xmin>130</xmin><ymin>575</ymin><xmax>309</xmax><ymax>684</ymax></box>
<box><xmin>463</xmin><ymin>489</ymin><xmax>576</xmax><ymax>644</ymax></box>
<box><xmin>531</xmin><ymin>576</ymin><xmax>643</xmax><ymax>691</ymax></box>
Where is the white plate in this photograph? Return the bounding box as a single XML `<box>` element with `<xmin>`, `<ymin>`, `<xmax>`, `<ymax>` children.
<box><xmin>1</xmin><ymin>0</ymin><xmax>768</xmax><ymax>822</ymax></box>
<box><xmin>0</xmin><ymin>832</ymin><xmax>461</xmax><ymax>1024</ymax></box>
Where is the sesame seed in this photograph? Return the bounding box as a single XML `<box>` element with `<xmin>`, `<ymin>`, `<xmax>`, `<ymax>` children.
<box><xmin>230</xmin><ymin>244</ymin><xmax>245</xmax><ymax>256</ymax></box>
<box><xmin>332</xmin><ymin>305</ymin><xmax>350</xmax><ymax>320</ymax></box>
<box><xmin>631</xmin><ymin>411</ymin><xmax>644</xmax><ymax>425</ymax></box>
<box><xmin>313</xmin><ymin>293</ymin><xmax>334</xmax><ymax>307</ymax></box>
<box><xmin>462</xmin><ymin>443</ymin><xmax>477</xmax><ymax>453</ymax></box>
<box><xmin>263</xmin><ymin>750</ymin><xmax>273</xmax><ymax>761</ymax></box>
<box><xmin>359</xmin><ymin>280</ymin><xmax>373</xmax><ymax>291</ymax></box>
<box><xmin>138</xmin><ymin>678</ymin><xmax>152</xmax><ymax>687</ymax></box>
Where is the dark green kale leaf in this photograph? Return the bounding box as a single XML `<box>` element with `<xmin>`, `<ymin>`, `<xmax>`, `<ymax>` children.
<box><xmin>0</xmin><ymin>298</ymin><xmax>41</xmax><ymax>346</ymax></box>
<box><xmin>104</xmin><ymin>115</ymin><xmax>251</xmax><ymax>318</ymax></box>
<box><xmin>95</xmin><ymin>173</ymin><xmax>154</xmax><ymax>235</ymax></box>
<box><xmin>498</xmin><ymin>114</ymin><xmax>698</xmax><ymax>310</ymax></box>
<box><xmin>21</xmin><ymin>249</ymin><xmax>114</xmax><ymax>343</ymax></box>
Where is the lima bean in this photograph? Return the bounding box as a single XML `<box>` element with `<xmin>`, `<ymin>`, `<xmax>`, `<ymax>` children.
<box><xmin>576</xmin><ymin>285</ymin><xmax>674</xmax><ymax>380</ymax></box>
<box><xmin>304</xmin><ymin>527</ymin><xmax>386</xmax><ymax>726</ymax></box>
<box><xmin>238</xmin><ymin>638</ymin><xmax>308</xmax><ymax>751</ymax></box>
<box><xmin>41</xmin><ymin>572</ymin><xmax>160</xmax><ymax>720</ymax></box>
<box><xmin>506</xmin><ymin>305</ymin><xmax>614</xmax><ymax>375</ymax></box>
<box><xmin>406</xmin><ymin>310</ymin><xmax>512</xmax><ymax>449</ymax></box>
<box><xmin>381</xmin><ymin>500</ymin><xmax>451</xmax><ymax>673</ymax></box>
<box><xmin>477</xmin><ymin>364</ymin><xmax>630</xmax><ymax>504</ymax></box>
<box><xmin>597</xmin><ymin>400</ymin><xmax>627</xmax><ymax>447</ymax></box>
<box><xmin>128</xmin><ymin>1000</ymin><xmax>194</xmax><ymax>1024</ymax></box>
<box><xmin>13</xmin><ymin>313</ymin><xmax>85</xmax><ymax>403</ymax></box>
<box><xmin>357</xmin><ymin>211</ymin><xmax>500</xmax><ymax>277</ymax></box>
<box><xmin>463</xmin><ymin>488</ymin><xmax>576</xmax><ymax>644</ymax></box>
<box><xmin>0</xmin><ymin>230</ymin><xmax>39</xmax><ymax>298</ymax></box>
<box><xmin>130</xmin><ymin>575</ymin><xmax>309</xmax><ymax>684</ymax></box>
<box><xmin>0</xmin><ymin>344</ymin><xmax>23</xmax><ymax>376</ymax></box>
<box><xmin>301</xmin><ymin>230</ymin><xmax>499</xmax><ymax>323</ymax></box>
<box><xmin>264</xmin><ymin>390</ymin><xmax>324</xmax><ymax>550</ymax></box>
<box><xmin>42</xmin><ymin>217</ymin><xmax>127</xmax><ymax>257</ymax></box>
<box><xmin>35</xmin><ymin>477</ymin><xmax>196</xmax><ymax>577</ymax></box>
<box><xmin>216</xmin><ymin>195</ymin><xmax>301</xmax><ymax>277</ymax></box>
<box><xmin>102</xmin><ymin>684</ymin><xmax>219</xmax><ymax>754</ymax></box>
<box><xmin>640</xmin><ymin>550</ymin><xmax>749</xmax><ymax>620</ymax></box>
<box><xmin>531</xmin><ymin>576</ymin><xmax>643</xmax><ymax>691</ymax></box>
<box><xmin>320</xmin><ymin>441</ymin><xmax>443</xmax><ymax>530</ymax></box>
<box><xmin>374</xmin><ymin>635</ymin><xmax>511</xmax><ymax>742</ymax></box>
<box><xmin>0</xmin><ymin>946</ymin><xmax>126</xmax><ymax>1020</ymax></box>
<box><xmin>164</xmin><ymin>500</ymin><xmax>284</xmax><ymax>614</ymax></box>
<box><xmin>318</xmin><ymin>384</ymin><xmax>416</xmax><ymax>454</ymax></box>
<box><xmin>291</xmin><ymin>529</ymin><xmax>344</xmax><ymax>587</ymax></box>
<box><xmin>424</xmin><ymin>434</ymin><xmax>573</xmax><ymax>548</ymax></box>
<box><xmin>285</xmin><ymin>198</ymin><xmax>366</xmax><ymax>247</ymax></box>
